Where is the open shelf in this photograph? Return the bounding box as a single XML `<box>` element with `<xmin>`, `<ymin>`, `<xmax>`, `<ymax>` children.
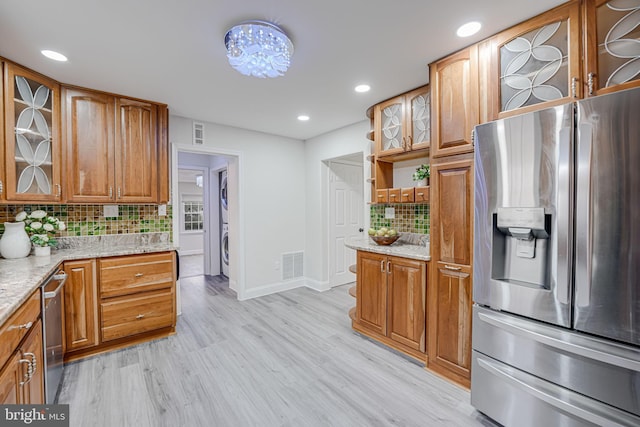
<box><xmin>348</xmin><ymin>286</ymin><xmax>356</xmax><ymax>298</ymax></box>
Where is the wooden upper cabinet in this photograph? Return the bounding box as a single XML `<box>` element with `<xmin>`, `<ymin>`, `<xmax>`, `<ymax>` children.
<box><xmin>116</xmin><ymin>98</ymin><xmax>158</xmax><ymax>203</ymax></box>
<box><xmin>480</xmin><ymin>1</ymin><xmax>581</xmax><ymax>121</ymax></box>
<box><xmin>431</xmin><ymin>46</ymin><xmax>479</xmax><ymax>158</ymax></box>
<box><xmin>583</xmin><ymin>0</ymin><xmax>640</xmax><ymax>96</ymax></box>
<box><xmin>374</xmin><ymin>85</ymin><xmax>430</xmax><ymax>157</ymax></box>
<box><xmin>64</xmin><ymin>87</ymin><xmax>115</xmax><ymax>202</ymax></box>
<box><xmin>64</xmin><ymin>87</ymin><xmax>166</xmax><ymax>203</ymax></box>
<box><xmin>3</xmin><ymin>63</ymin><xmax>62</xmax><ymax>202</ymax></box>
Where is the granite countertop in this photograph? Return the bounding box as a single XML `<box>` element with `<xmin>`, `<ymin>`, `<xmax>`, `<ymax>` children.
<box><xmin>345</xmin><ymin>234</ymin><xmax>430</xmax><ymax>261</ymax></box>
<box><xmin>0</xmin><ymin>233</ymin><xmax>177</xmax><ymax>326</ymax></box>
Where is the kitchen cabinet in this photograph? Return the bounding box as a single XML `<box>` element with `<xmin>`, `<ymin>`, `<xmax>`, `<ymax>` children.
<box><xmin>479</xmin><ymin>1</ymin><xmax>581</xmax><ymax>121</ymax></box>
<box><xmin>374</xmin><ymin>85</ymin><xmax>430</xmax><ymax>158</ymax></box>
<box><xmin>0</xmin><ymin>290</ymin><xmax>44</xmax><ymax>404</ymax></box>
<box><xmin>64</xmin><ymin>87</ymin><xmax>165</xmax><ymax>203</ymax></box>
<box><xmin>98</xmin><ymin>252</ymin><xmax>176</xmax><ymax>343</ymax></box>
<box><xmin>428</xmin><ymin>155</ymin><xmax>473</xmax><ymax>387</ymax></box>
<box><xmin>3</xmin><ymin>62</ymin><xmax>62</xmax><ymax>202</ymax></box>
<box><xmin>63</xmin><ymin>252</ymin><xmax>176</xmax><ymax>361</ymax></box>
<box><xmin>430</xmin><ymin>46</ymin><xmax>478</xmax><ymax>158</ymax></box>
<box><xmin>583</xmin><ymin>0</ymin><xmax>640</xmax><ymax>97</ymax></box>
<box><xmin>63</xmin><ymin>259</ymin><xmax>99</xmax><ymax>352</ymax></box>
<box><xmin>354</xmin><ymin>250</ymin><xmax>427</xmax><ymax>359</ymax></box>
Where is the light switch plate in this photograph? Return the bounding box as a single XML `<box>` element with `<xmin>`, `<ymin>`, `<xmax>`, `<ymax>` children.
<box><xmin>103</xmin><ymin>204</ymin><xmax>119</xmax><ymax>218</ymax></box>
<box><xmin>158</xmin><ymin>204</ymin><xmax>167</xmax><ymax>216</ymax></box>
<box><xmin>385</xmin><ymin>207</ymin><xmax>395</xmax><ymax>219</ymax></box>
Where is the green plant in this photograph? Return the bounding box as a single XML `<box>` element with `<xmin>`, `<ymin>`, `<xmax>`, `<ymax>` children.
<box><xmin>15</xmin><ymin>210</ymin><xmax>66</xmax><ymax>247</ymax></box>
<box><xmin>412</xmin><ymin>164</ymin><xmax>430</xmax><ymax>181</ymax></box>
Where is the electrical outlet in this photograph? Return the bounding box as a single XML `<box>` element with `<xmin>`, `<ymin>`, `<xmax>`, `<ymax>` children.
<box><xmin>158</xmin><ymin>204</ymin><xmax>167</xmax><ymax>216</ymax></box>
<box><xmin>385</xmin><ymin>207</ymin><xmax>395</xmax><ymax>219</ymax></box>
<box><xmin>103</xmin><ymin>204</ymin><xmax>119</xmax><ymax>217</ymax></box>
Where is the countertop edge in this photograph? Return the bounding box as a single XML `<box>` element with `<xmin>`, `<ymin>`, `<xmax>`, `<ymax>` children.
<box><xmin>345</xmin><ymin>238</ymin><xmax>431</xmax><ymax>262</ymax></box>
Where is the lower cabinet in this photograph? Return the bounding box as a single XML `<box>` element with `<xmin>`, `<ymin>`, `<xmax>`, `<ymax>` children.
<box><xmin>63</xmin><ymin>251</ymin><xmax>176</xmax><ymax>361</ymax></box>
<box><xmin>0</xmin><ymin>290</ymin><xmax>44</xmax><ymax>404</ymax></box>
<box><xmin>354</xmin><ymin>250</ymin><xmax>427</xmax><ymax>359</ymax></box>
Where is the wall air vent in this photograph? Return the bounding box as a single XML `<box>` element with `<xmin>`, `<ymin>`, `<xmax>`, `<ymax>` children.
<box><xmin>193</xmin><ymin>122</ymin><xmax>205</xmax><ymax>145</ymax></box>
<box><xmin>282</xmin><ymin>251</ymin><xmax>304</xmax><ymax>281</ymax></box>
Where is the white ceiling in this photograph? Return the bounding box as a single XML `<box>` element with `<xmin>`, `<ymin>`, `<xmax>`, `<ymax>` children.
<box><xmin>0</xmin><ymin>0</ymin><xmax>565</xmax><ymax>140</ymax></box>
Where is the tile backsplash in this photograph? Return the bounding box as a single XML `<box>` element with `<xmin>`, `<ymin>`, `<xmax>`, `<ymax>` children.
<box><xmin>370</xmin><ymin>204</ymin><xmax>430</xmax><ymax>234</ymax></box>
<box><xmin>0</xmin><ymin>204</ymin><xmax>172</xmax><ymax>239</ymax></box>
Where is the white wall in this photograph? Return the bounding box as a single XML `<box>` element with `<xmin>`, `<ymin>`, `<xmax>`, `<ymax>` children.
<box><xmin>170</xmin><ymin>115</ymin><xmax>307</xmax><ymax>299</ymax></box>
<box><xmin>177</xmin><ymin>181</ymin><xmax>204</xmax><ymax>255</ymax></box>
<box><xmin>304</xmin><ymin>120</ymin><xmax>371</xmax><ymax>288</ymax></box>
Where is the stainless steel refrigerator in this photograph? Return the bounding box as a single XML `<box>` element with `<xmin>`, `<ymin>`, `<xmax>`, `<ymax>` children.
<box><xmin>472</xmin><ymin>87</ymin><xmax>640</xmax><ymax>426</ymax></box>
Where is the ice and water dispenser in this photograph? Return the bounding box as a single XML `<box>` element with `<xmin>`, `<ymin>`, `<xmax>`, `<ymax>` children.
<box><xmin>492</xmin><ymin>207</ymin><xmax>551</xmax><ymax>289</ymax></box>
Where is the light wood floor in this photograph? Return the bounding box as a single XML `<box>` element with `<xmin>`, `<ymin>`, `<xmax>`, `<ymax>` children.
<box><xmin>178</xmin><ymin>253</ymin><xmax>204</xmax><ymax>278</ymax></box>
<box><xmin>58</xmin><ymin>276</ymin><xmax>498</xmax><ymax>427</ymax></box>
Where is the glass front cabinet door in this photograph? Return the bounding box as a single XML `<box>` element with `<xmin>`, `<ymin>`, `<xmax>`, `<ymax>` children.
<box><xmin>485</xmin><ymin>2</ymin><xmax>581</xmax><ymax>120</ymax></box>
<box><xmin>584</xmin><ymin>0</ymin><xmax>640</xmax><ymax>96</ymax></box>
<box><xmin>3</xmin><ymin>63</ymin><xmax>61</xmax><ymax>202</ymax></box>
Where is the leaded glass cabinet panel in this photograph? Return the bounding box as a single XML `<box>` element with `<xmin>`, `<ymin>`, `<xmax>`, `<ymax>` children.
<box><xmin>585</xmin><ymin>0</ymin><xmax>640</xmax><ymax>96</ymax></box>
<box><xmin>4</xmin><ymin>63</ymin><xmax>61</xmax><ymax>201</ymax></box>
<box><xmin>375</xmin><ymin>96</ymin><xmax>405</xmax><ymax>157</ymax></box>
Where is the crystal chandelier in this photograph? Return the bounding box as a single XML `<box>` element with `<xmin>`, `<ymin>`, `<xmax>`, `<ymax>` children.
<box><xmin>224</xmin><ymin>20</ymin><xmax>294</xmax><ymax>78</ymax></box>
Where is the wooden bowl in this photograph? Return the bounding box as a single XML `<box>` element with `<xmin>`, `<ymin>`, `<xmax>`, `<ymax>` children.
<box><xmin>370</xmin><ymin>234</ymin><xmax>401</xmax><ymax>246</ymax></box>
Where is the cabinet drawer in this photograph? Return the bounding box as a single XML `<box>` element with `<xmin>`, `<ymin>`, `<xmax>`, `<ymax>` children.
<box><xmin>375</xmin><ymin>189</ymin><xmax>389</xmax><ymax>204</ymax></box>
<box><xmin>100</xmin><ymin>289</ymin><xmax>175</xmax><ymax>342</ymax></box>
<box><xmin>415</xmin><ymin>186</ymin><xmax>430</xmax><ymax>203</ymax></box>
<box><xmin>388</xmin><ymin>188</ymin><xmax>401</xmax><ymax>203</ymax></box>
<box><xmin>99</xmin><ymin>252</ymin><xmax>174</xmax><ymax>298</ymax></box>
<box><xmin>401</xmin><ymin>188</ymin><xmax>415</xmax><ymax>203</ymax></box>
<box><xmin>0</xmin><ymin>290</ymin><xmax>40</xmax><ymax>367</ymax></box>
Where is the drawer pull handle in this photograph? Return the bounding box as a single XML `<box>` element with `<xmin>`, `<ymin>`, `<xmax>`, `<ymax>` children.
<box><xmin>10</xmin><ymin>321</ymin><xmax>33</xmax><ymax>331</ymax></box>
<box><xmin>417</xmin><ymin>192</ymin><xmax>424</xmax><ymax>196</ymax></box>
<box><xmin>134</xmin><ymin>273</ymin><xmax>144</xmax><ymax>278</ymax></box>
<box><xmin>136</xmin><ymin>314</ymin><xmax>145</xmax><ymax>320</ymax></box>
<box><xmin>444</xmin><ymin>265</ymin><xmax>462</xmax><ymax>271</ymax></box>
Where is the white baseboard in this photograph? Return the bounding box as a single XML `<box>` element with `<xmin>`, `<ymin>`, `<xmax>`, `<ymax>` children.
<box><xmin>305</xmin><ymin>278</ymin><xmax>331</xmax><ymax>292</ymax></box>
<box><xmin>178</xmin><ymin>249</ymin><xmax>204</xmax><ymax>256</ymax></box>
<box><xmin>238</xmin><ymin>278</ymin><xmax>305</xmax><ymax>300</ymax></box>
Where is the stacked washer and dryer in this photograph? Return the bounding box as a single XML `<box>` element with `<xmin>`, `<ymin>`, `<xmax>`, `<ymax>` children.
<box><xmin>220</xmin><ymin>170</ymin><xmax>229</xmax><ymax>277</ymax></box>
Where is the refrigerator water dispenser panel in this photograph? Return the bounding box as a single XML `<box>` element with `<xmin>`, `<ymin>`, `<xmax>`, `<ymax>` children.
<box><xmin>492</xmin><ymin>207</ymin><xmax>551</xmax><ymax>288</ymax></box>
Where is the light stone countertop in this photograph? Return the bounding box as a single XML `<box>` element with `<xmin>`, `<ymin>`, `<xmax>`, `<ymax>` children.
<box><xmin>345</xmin><ymin>236</ymin><xmax>430</xmax><ymax>262</ymax></box>
<box><xmin>0</xmin><ymin>233</ymin><xmax>177</xmax><ymax>326</ymax></box>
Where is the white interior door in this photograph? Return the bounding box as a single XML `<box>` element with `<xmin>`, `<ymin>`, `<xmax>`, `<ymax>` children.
<box><xmin>329</xmin><ymin>161</ymin><xmax>363</xmax><ymax>287</ymax></box>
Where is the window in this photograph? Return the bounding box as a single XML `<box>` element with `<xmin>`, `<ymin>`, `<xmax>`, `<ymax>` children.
<box><xmin>183</xmin><ymin>201</ymin><xmax>204</xmax><ymax>231</ymax></box>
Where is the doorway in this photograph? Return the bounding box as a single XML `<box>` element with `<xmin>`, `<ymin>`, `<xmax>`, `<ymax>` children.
<box><xmin>327</xmin><ymin>153</ymin><xmax>364</xmax><ymax>288</ymax></box>
<box><xmin>176</xmin><ymin>166</ymin><xmax>206</xmax><ymax>278</ymax></box>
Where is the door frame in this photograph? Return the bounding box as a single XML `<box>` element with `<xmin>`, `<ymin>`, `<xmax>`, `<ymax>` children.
<box><xmin>325</xmin><ymin>152</ymin><xmax>367</xmax><ymax>288</ymax></box>
<box><xmin>172</xmin><ymin>143</ymin><xmax>245</xmax><ymax>299</ymax></box>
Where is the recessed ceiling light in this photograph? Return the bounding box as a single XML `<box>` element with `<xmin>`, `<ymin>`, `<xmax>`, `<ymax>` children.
<box><xmin>297</xmin><ymin>115</ymin><xmax>310</xmax><ymax>121</ymax></box>
<box><xmin>41</xmin><ymin>50</ymin><xmax>68</xmax><ymax>62</ymax></box>
<box><xmin>456</xmin><ymin>21</ymin><xmax>481</xmax><ymax>38</ymax></box>
<box><xmin>355</xmin><ymin>84</ymin><xmax>370</xmax><ymax>93</ymax></box>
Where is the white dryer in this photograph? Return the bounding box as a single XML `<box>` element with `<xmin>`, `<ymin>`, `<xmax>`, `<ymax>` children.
<box><xmin>220</xmin><ymin>170</ymin><xmax>228</xmax><ymax>223</ymax></box>
<box><xmin>221</xmin><ymin>223</ymin><xmax>229</xmax><ymax>277</ymax></box>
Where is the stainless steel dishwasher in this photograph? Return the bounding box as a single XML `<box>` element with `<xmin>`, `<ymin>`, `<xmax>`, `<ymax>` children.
<box><xmin>41</xmin><ymin>269</ymin><xmax>67</xmax><ymax>403</ymax></box>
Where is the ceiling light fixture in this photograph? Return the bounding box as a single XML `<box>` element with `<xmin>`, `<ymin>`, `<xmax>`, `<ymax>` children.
<box><xmin>456</xmin><ymin>21</ymin><xmax>482</xmax><ymax>38</ymax></box>
<box><xmin>297</xmin><ymin>115</ymin><xmax>310</xmax><ymax>121</ymax></box>
<box><xmin>41</xmin><ymin>50</ymin><xmax>67</xmax><ymax>62</ymax></box>
<box><xmin>224</xmin><ymin>20</ymin><xmax>294</xmax><ymax>78</ymax></box>
<box><xmin>355</xmin><ymin>84</ymin><xmax>370</xmax><ymax>93</ymax></box>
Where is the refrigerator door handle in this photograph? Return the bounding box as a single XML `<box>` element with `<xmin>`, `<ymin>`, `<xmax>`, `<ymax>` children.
<box><xmin>556</xmin><ymin>126</ymin><xmax>572</xmax><ymax>305</ymax></box>
<box><xmin>576</xmin><ymin>123</ymin><xmax>593</xmax><ymax>308</ymax></box>
<box><xmin>477</xmin><ymin>310</ymin><xmax>640</xmax><ymax>371</ymax></box>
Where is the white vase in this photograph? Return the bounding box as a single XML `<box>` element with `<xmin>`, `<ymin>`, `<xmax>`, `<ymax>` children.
<box><xmin>0</xmin><ymin>222</ymin><xmax>32</xmax><ymax>259</ymax></box>
<box><xmin>415</xmin><ymin>178</ymin><xmax>428</xmax><ymax>187</ymax></box>
<box><xmin>34</xmin><ymin>245</ymin><xmax>51</xmax><ymax>257</ymax></box>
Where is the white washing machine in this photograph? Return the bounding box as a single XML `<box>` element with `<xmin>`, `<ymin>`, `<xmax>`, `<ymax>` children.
<box><xmin>221</xmin><ymin>223</ymin><xmax>229</xmax><ymax>277</ymax></box>
<box><xmin>220</xmin><ymin>170</ymin><xmax>228</xmax><ymax>223</ymax></box>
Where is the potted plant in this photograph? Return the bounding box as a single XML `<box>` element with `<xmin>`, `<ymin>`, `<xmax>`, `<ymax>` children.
<box><xmin>412</xmin><ymin>164</ymin><xmax>430</xmax><ymax>187</ymax></box>
<box><xmin>16</xmin><ymin>210</ymin><xmax>66</xmax><ymax>256</ymax></box>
